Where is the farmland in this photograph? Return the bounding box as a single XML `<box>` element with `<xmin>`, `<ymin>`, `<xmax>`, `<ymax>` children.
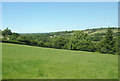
<box><xmin>2</xmin><ymin>43</ymin><xmax>118</xmax><ymax>79</ymax></box>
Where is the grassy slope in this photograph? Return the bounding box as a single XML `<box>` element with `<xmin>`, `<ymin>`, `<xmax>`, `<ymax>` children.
<box><xmin>2</xmin><ymin>43</ymin><xmax>118</xmax><ymax>79</ymax></box>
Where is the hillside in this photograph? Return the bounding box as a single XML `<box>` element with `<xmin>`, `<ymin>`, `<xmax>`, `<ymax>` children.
<box><xmin>2</xmin><ymin>43</ymin><xmax>118</xmax><ymax>79</ymax></box>
<box><xmin>2</xmin><ymin>27</ymin><xmax>119</xmax><ymax>55</ymax></box>
<box><xmin>21</xmin><ymin>27</ymin><xmax>119</xmax><ymax>42</ymax></box>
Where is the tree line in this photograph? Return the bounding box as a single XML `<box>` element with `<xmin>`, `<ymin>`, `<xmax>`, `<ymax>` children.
<box><xmin>1</xmin><ymin>27</ymin><xmax>120</xmax><ymax>55</ymax></box>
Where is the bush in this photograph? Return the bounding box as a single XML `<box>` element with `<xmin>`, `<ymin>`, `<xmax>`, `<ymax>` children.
<box><xmin>2</xmin><ymin>39</ymin><xmax>24</xmax><ymax>45</ymax></box>
<box><xmin>38</xmin><ymin>41</ymin><xmax>44</xmax><ymax>47</ymax></box>
<box><xmin>30</xmin><ymin>40</ymin><xmax>38</xmax><ymax>46</ymax></box>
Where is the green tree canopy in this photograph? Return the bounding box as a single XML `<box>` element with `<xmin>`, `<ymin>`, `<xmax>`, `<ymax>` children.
<box><xmin>100</xmin><ymin>28</ymin><xmax>114</xmax><ymax>54</ymax></box>
<box><xmin>2</xmin><ymin>28</ymin><xmax>12</xmax><ymax>36</ymax></box>
<box><xmin>53</xmin><ymin>36</ymin><xmax>68</xmax><ymax>49</ymax></box>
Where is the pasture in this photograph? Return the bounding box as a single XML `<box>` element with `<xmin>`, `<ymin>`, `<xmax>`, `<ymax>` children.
<box><xmin>2</xmin><ymin>43</ymin><xmax>118</xmax><ymax>79</ymax></box>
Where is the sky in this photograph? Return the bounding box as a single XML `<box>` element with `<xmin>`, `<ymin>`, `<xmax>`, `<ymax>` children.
<box><xmin>2</xmin><ymin>2</ymin><xmax>118</xmax><ymax>33</ymax></box>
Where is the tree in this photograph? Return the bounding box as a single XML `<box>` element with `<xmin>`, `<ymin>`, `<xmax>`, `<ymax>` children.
<box><xmin>114</xmin><ymin>31</ymin><xmax>120</xmax><ymax>55</ymax></box>
<box><xmin>9</xmin><ymin>33</ymin><xmax>20</xmax><ymax>40</ymax></box>
<box><xmin>2</xmin><ymin>28</ymin><xmax>12</xmax><ymax>37</ymax></box>
<box><xmin>105</xmin><ymin>28</ymin><xmax>113</xmax><ymax>43</ymax></box>
<box><xmin>118</xmin><ymin>32</ymin><xmax>120</xmax><ymax>55</ymax></box>
<box><xmin>65</xmin><ymin>38</ymin><xmax>77</xmax><ymax>50</ymax></box>
<box><xmin>73</xmin><ymin>31</ymin><xmax>88</xmax><ymax>40</ymax></box>
<box><xmin>30</xmin><ymin>40</ymin><xmax>38</xmax><ymax>46</ymax></box>
<box><xmin>17</xmin><ymin>35</ymin><xmax>31</xmax><ymax>45</ymax></box>
<box><xmin>100</xmin><ymin>28</ymin><xmax>114</xmax><ymax>54</ymax></box>
<box><xmin>53</xmin><ymin>36</ymin><xmax>68</xmax><ymax>49</ymax></box>
<box><xmin>65</xmin><ymin>31</ymin><xmax>95</xmax><ymax>51</ymax></box>
<box><xmin>38</xmin><ymin>41</ymin><xmax>44</xmax><ymax>47</ymax></box>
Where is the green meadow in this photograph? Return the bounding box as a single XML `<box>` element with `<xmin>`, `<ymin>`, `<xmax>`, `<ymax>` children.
<box><xmin>2</xmin><ymin>43</ymin><xmax>118</xmax><ymax>79</ymax></box>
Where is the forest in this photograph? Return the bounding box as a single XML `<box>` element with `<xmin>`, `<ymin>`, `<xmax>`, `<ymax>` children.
<box><xmin>0</xmin><ymin>27</ymin><xmax>120</xmax><ymax>55</ymax></box>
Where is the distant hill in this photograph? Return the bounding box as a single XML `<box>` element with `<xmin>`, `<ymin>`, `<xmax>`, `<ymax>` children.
<box><xmin>21</xmin><ymin>27</ymin><xmax>119</xmax><ymax>42</ymax></box>
<box><xmin>2</xmin><ymin>27</ymin><xmax>119</xmax><ymax>54</ymax></box>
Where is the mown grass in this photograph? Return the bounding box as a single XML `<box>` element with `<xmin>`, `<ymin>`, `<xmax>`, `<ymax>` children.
<box><xmin>2</xmin><ymin>43</ymin><xmax>118</xmax><ymax>79</ymax></box>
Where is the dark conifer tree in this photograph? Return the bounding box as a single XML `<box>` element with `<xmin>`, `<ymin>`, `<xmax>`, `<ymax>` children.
<box><xmin>103</xmin><ymin>28</ymin><xmax>114</xmax><ymax>54</ymax></box>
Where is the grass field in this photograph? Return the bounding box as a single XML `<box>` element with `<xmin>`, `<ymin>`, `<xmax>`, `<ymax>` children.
<box><xmin>2</xmin><ymin>43</ymin><xmax>118</xmax><ymax>79</ymax></box>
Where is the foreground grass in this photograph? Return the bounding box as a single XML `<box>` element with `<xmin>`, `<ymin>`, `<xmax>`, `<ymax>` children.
<box><xmin>2</xmin><ymin>43</ymin><xmax>118</xmax><ymax>79</ymax></box>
